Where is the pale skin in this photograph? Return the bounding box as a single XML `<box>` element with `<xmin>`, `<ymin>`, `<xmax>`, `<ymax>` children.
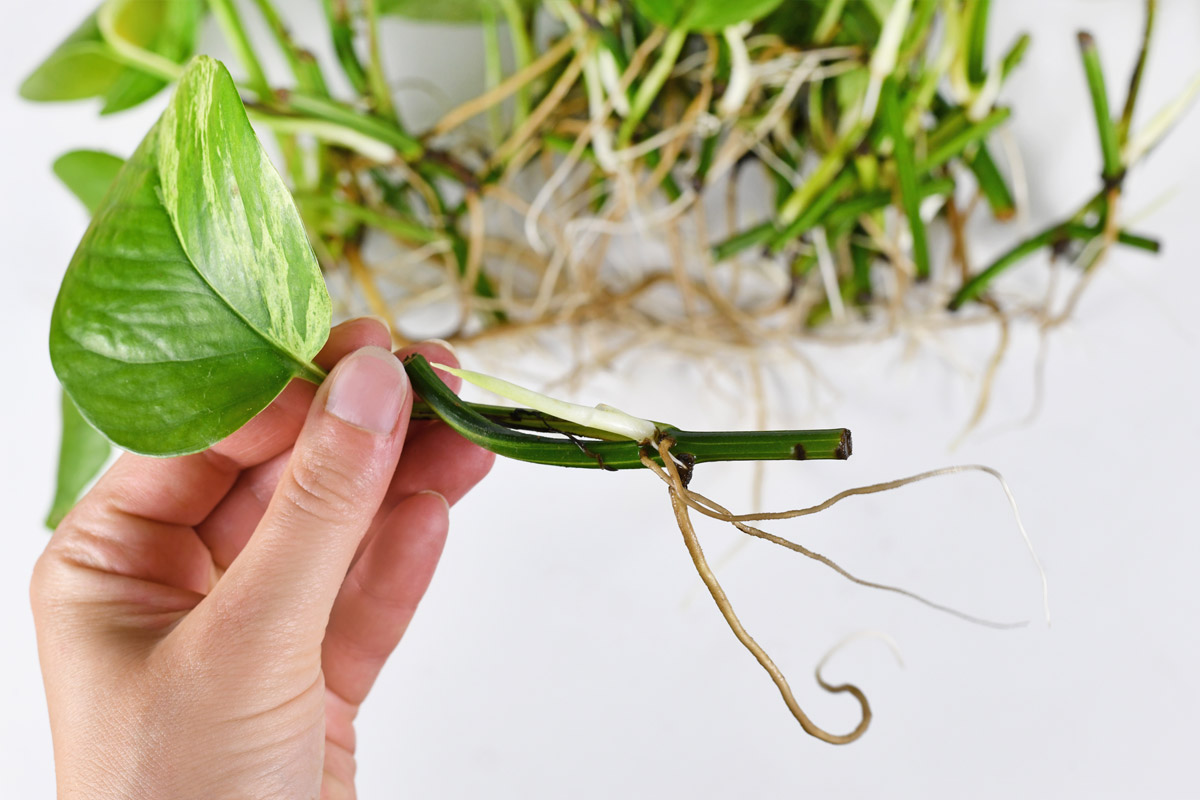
<box><xmin>30</xmin><ymin>318</ymin><xmax>494</xmax><ymax>799</ymax></box>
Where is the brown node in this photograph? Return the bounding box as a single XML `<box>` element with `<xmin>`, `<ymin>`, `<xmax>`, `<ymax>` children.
<box><xmin>836</xmin><ymin>429</ymin><xmax>853</xmax><ymax>460</ymax></box>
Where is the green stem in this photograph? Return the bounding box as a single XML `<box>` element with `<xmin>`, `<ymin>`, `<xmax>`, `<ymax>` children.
<box><xmin>618</xmin><ymin>26</ymin><xmax>687</xmax><ymax>146</ymax></box>
<box><xmin>967</xmin><ymin>142</ymin><xmax>1015</xmax><ymax>219</ymax></box>
<box><xmin>249</xmin><ymin>0</ymin><xmax>331</xmax><ymax>96</ymax></box>
<box><xmin>363</xmin><ymin>0</ymin><xmax>399</xmax><ymax>121</ymax></box>
<box><xmin>1118</xmin><ymin>0</ymin><xmax>1157</xmax><ymax>145</ymax></box>
<box><xmin>899</xmin><ymin>0</ymin><xmax>939</xmax><ymax>62</ymax></box>
<box><xmin>496</xmin><ymin>0</ymin><xmax>534</xmax><ymax>125</ymax></box>
<box><xmin>778</xmin><ymin>136</ymin><xmax>858</xmax><ymax>225</ymax></box>
<box><xmin>1000</xmin><ymin>32</ymin><xmax>1031</xmax><ymax>81</ymax></box>
<box><xmin>294</xmin><ymin>196</ymin><xmax>447</xmax><ymax>244</ymax></box>
<box><xmin>771</xmin><ymin>169</ymin><xmax>857</xmax><ymax>253</ymax></box>
<box><xmin>824</xmin><ymin>177</ymin><xmax>954</xmax><ymax>228</ymax></box>
<box><xmin>948</xmin><ymin>221</ymin><xmax>1160</xmax><ymax>310</ymax></box>
<box><xmin>403</xmin><ymin>355</ymin><xmax>853</xmax><ymax>469</ymax></box>
<box><xmin>266</xmin><ymin>94</ymin><xmax>424</xmax><ymax>159</ymax></box>
<box><xmin>919</xmin><ymin>106</ymin><xmax>1010</xmax><ymax>171</ymax></box>
<box><xmin>297</xmin><ymin>360</ymin><xmax>329</xmax><ymax>384</ymax></box>
<box><xmin>208</xmin><ymin>0</ymin><xmax>274</xmax><ymax>100</ymax></box>
<box><xmin>93</xmin><ymin>9</ymin><xmax>405</xmax><ymax>172</ymax></box>
<box><xmin>714</xmin><ymin>176</ymin><xmax>957</xmax><ymax>263</ymax></box>
<box><xmin>712</xmin><ymin>221</ymin><xmax>777</xmax><ymax>262</ymax></box>
<box><xmin>247</xmin><ymin>110</ymin><xmax>396</xmax><ymax>162</ymax></box>
<box><xmin>96</xmin><ymin>5</ymin><xmax>183</xmax><ymax>82</ymax></box>
<box><xmin>1078</xmin><ymin>31</ymin><xmax>1123</xmax><ymax>181</ymax></box>
<box><xmin>966</xmin><ymin>0</ymin><xmax>991</xmax><ymax>86</ymax></box>
<box><xmin>482</xmin><ymin>1</ymin><xmax>505</xmax><ymax>142</ymax></box>
<box><xmin>323</xmin><ymin>0</ymin><xmax>369</xmax><ymax>94</ymax></box>
<box><xmin>882</xmin><ymin>77</ymin><xmax>930</xmax><ymax>279</ymax></box>
<box><xmin>446</xmin><ymin>233</ymin><xmax>506</xmax><ymax>323</ymax></box>
<box><xmin>814</xmin><ymin>0</ymin><xmax>849</xmax><ymax>43</ymax></box>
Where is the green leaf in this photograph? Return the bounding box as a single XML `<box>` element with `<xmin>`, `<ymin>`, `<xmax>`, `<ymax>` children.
<box><xmin>633</xmin><ymin>0</ymin><xmax>786</xmax><ymax>32</ymax></box>
<box><xmin>44</xmin><ymin>149</ymin><xmax>126</xmax><ymax>528</ymax></box>
<box><xmin>53</xmin><ymin>150</ymin><xmax>126</xmax><ymax>214</ymax></box>
<box><xmin>18</xmin><ymin>15</ymin><xmax>125</xmax><ymax>102</ymax></box>
<box><xmin>19</xmin><ymin>0</ymin><xmax>202</xmax><ymax>114</ymax></box>
<box><xmin>46</xmin><ymin>394</ymin><xmax>113</xmax><ymax>529</ymax></box>
<box><xmin>50</xmin><ymin>56</ymin><xmax>332</xmax><ymax>457</ymax></box>
<box><xmin>378</xmin><ymin>0</ymin><xmax>536</xmax><ymax>24</ymax></box>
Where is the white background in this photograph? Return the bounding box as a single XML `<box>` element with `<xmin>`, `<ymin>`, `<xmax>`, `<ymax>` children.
<box><xmin>3</xmin><ymin>1</ymin><xmax>1198</xmax><ymax>797</ymax></box>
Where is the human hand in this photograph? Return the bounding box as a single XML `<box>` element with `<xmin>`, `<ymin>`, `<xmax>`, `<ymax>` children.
<box><xmin>31</xmin><ymin>318</ymin><xmax>494</xmax><ymax>799</ymax></box>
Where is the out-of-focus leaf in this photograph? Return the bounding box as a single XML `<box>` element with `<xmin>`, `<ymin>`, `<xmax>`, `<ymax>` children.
<box><xmin>52</xmin><ymin>150</ymin><xmax>126</xmax><ymax>214</ymax></box>
<box><xmin>45</xmin><ymin>150</ymin><xmax>127</xmax><ymax>528</ymax></box>
<box><xmin>633</xmin><ymin>0</ymin><xmax>786</xmax><ymax>32</ymax></box>
<box><xmin>19</xmin><ymin>0</ymin><xmax>203</xmax><ymax>114</ymax></box>
<box><xmin>379</xmin><ymin>0</ymin><xmax>537</xmax><ymax>24</ymax></box>
<box><xmin>46</xmin><ymin>394</ymin><xmax>113</xmax><ymax>529</ymax></box>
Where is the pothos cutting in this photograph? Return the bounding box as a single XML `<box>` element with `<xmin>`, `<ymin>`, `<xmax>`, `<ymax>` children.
<box><xmin>44</xmin><ymin>56</ymin><xmax>1048</xmax><ymax>744</ymax></box>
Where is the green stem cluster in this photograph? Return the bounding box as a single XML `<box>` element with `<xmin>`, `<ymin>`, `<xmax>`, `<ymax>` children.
<box><xmin>24</xmin><ymin>0</ymin><xmax>1186</xmax><ymax>341</ymax></box>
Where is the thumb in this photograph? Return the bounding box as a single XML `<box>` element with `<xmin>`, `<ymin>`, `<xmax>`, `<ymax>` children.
<box><xmin>195</xmin><ymin>346</ymin><xmax>412</xmax><ymax>654</ymax></box>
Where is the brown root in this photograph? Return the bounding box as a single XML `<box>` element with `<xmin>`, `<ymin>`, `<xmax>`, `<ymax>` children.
<box><xmin>642</xmin><ymin>438</ymin><xmax>872</xmax><ymax>745</ymax></box>
<box><xmin>639</xmin><ymin>436</ymin><xmax>1051</xmax><ymax>743</ymax></box>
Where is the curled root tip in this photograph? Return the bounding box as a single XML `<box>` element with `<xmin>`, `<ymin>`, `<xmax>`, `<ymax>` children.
<box><xmin>806</xmin><ymin>684</ymin><xmax>872</xmax><ymax>745</ymax></box>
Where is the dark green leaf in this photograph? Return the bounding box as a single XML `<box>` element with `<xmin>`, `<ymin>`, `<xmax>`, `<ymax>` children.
<box><xmin>19</xmin><ymin>0</ymin><xmax>203</xmax><ymax>114</ymax></box>
<box><xmin>46</xmin><ymin>394</ymin><xmax>113</xmax><ymax>529</ymax></box>
<box><xmin>50</xmin><ymin>56</ymin><xmax>331</xmax><ymax>457</ymax></box>
<box><xmin>633</xmin><ymin>0</ymin><xmax>786</xmax><ymax>32</ymax></box>
<box><xmin>378</xmin><ymin>0</ymin><xmax>536</xmax><ymax>24</ymax></box>
<box><xmin>53</xmin><ymin>150</ymin><xmax>126</xmax><ymax>214</ymax></box>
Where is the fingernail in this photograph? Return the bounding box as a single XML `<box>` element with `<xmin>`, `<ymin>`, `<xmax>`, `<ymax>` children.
<box><xmin>363</xmin><ymin>315</ymin><xmax>393</xmax><ymax>335</ymax></box>
<box><xmin>426</xmin><ymin>338</ymin><xmax>459</xmax><ymax>360</ymax></box>
<box><xmin>326</xmin><ymin>347</ymin><xmax>408</xmax><ymax>434</ymax></box>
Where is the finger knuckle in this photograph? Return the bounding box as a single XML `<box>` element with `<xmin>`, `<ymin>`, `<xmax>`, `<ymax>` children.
<box><xmin>29</xmin><ymin>518</ymin><xmax>112</xmax><ymax>613</ymax></box>
<box><xmin>282</xmin><ymin>450</ymin><xmax>371</xmax><ymax>525</ymax></box>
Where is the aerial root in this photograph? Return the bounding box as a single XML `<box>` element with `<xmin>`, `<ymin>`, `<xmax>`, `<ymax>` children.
<box><xmin>643</xmin><ymin>438</ymin><xmax>871</xmax><ymax>745</ymax></box>
<box><xmin>640</xmin><ymin>438</ymin><xmax>1052</xmax><ymax>743</ymax></box>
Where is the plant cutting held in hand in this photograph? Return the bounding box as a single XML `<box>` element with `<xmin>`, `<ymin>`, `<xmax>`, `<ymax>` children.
<box><xmin>46</xmin><ymin>55</ymin><xmax>1049</xmax><ymax>745</ymax></box>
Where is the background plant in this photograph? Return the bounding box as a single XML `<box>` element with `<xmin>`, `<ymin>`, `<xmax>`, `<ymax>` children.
<box><xmin>24</xmin><ymin>1</ymin><xmax>1192</xmax><ymax>337</ymax></box>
